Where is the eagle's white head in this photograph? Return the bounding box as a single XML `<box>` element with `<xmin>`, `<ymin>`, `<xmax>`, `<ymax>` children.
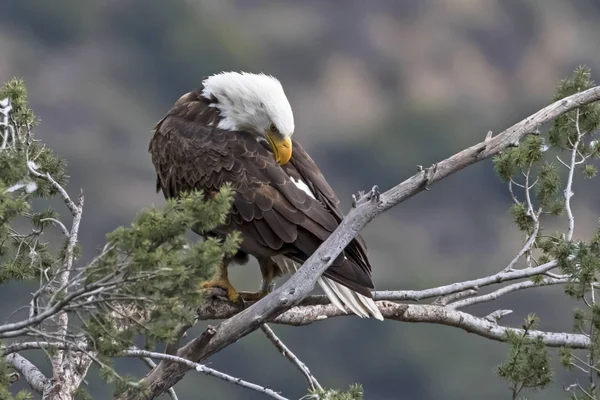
<box><xmin>201</xmin><ymin>71</ymin><xmax>295</xmax><ymax>165</ymax></box>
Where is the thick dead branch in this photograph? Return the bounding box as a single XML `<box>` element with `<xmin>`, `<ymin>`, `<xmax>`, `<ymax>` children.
<box><xmin>5</xmin><ymin>353</ymin><xmax>48</xmax><ymax>394</ymax></box>
<box><xmin>130</xmin><ymin>85</ymin><xmax>600</xmax><ymax>400</ymax></box>
<box><xmin>287</xmin><ymin>301</ymin><xmax>590</xmax><ymax>348</ymax></box>
<box><xmin>193</xmin><ymin>297</ymin><xmax>591</xmax><ymax>347</ymax></box>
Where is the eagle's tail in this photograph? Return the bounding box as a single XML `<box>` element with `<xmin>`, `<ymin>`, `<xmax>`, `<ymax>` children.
<box><xmin>273</xmin><ymin>256</ymin><xmax>383</xmax><ymax>321</ymax></box>
<box><xmin>318</xmin><ymin>277</ymin><xmax>384</xmax><ymax>320</ymax></box>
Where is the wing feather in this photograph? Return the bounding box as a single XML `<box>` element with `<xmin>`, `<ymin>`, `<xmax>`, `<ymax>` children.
<box><xmin>281</xmin><ymin>141</ymin><xmax>376</xmax><ymax>292</ymax></box>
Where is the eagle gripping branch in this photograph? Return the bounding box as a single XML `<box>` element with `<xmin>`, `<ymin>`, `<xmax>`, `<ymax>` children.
<box><xmin>123</xmin><ymin>85</ymin><xmax>600</xmax><ymax>400</ymax></box>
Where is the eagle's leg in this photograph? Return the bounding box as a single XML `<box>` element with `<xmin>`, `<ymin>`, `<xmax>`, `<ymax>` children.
<box><xmin>200</xmin><ymin>258</ymin><xmax>242</xmax><ymax>305</ymax></box>
<box><xmin>239</xmin><ymin>257</ymin><xmax>282</xmax><ymax>301</ymax></box>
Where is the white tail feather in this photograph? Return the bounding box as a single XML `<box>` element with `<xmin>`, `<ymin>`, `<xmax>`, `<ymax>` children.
<box><xmin>317</xmin><ymin>277</ymin><xmax>349</xmax><ymax>315</ymax></box>
<box><xmin>318</xmin><ymin>277</ymin><xmax>383</xmax><ymax>320</ymax></box>
<box><xmin>273</xmin><ymin>256</ymin><xmax>383</xmax><ymax>321</ymax></box>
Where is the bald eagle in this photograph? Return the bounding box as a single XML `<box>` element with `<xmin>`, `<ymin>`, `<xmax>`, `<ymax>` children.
<box><xmin>149</xmin><ymin>72</ymin><xmax>383</xmax><ymax>320</ymax></box>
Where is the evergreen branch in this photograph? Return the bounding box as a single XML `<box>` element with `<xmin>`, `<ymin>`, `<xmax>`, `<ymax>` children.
<box><xmin>260</xmin><ymin>324</ymin><xmax>322</xmax><ymax>392</ymax></box>
<box><xmin>1</xmin><ymin>99</ymin><xmax>92</xmax><ymax>399</ymax></box>
<box><xmin>130</xmin><ymin>85</ymin><xmax>600</xmax><ymax>400</ymax></box>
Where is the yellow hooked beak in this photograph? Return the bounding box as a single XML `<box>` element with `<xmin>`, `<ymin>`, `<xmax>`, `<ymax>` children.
<box><xmin>265</xmin><ymin>132</ymin><xmax>292</xmax><ymax>165</ymax></box>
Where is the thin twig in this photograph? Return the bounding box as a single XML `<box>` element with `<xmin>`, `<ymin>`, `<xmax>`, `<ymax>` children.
<box><xmin>260</xmin><ymin>324</ymin><xmax>322</xmax><ymax>391</ymax></box>
<box><xmin>565</xmin><ymin>109</ymin><xmax>582</xmax><ymax>241</ymax></box>
<box><xmin>434</xmin><ymin>289</ymin><xmax>479</xmax><ymax>306</ymax></box>
<box><xmin>40</xmin><ymin>217</ymin><xmax>70</xmax><ymax>237</ymax></box>
<box><xmin>373</xmin><ymin>260</ymin><xmax>558</xmax><ymax>301</ymax></box>
<box><xmin>122</xmin><ymin>349</ymin><xmax>289</xmax><ymax>400</ymax></box>
<box><xmin>508</xmin><ymin>180</ymin><xmax>520</xmax><ymax>204</ymax></box>
<box><xmin>449</xmin><ymin>277</ymin><xmax>569</xmax><ymax>309</ymax></box>
<box><xmin>504</xmin><ymin>163</ymin><xmax>541</xmax><ymax>272</ymax></box>
<box><xmin>503</xmin><ymin>212</ymin><xmax>541</xmax><ymax>272</ymax></box>
<box><xmin>556</xmin><ymin>155</ymin><xmax>570</xmax><ymax>169</ymax></box>
<box><xmin>25</xmin><ymin>164</ymin><xmax>78</xmax><ymax>216</ymax></box>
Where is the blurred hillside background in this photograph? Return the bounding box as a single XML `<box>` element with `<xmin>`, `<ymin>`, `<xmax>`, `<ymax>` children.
<box><xmin>2</xmin><ymin>1</ymin><xmax>600</xmax><ymax>399</ymax></box>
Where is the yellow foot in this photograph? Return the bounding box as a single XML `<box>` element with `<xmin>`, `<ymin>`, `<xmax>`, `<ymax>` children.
<box><xmin>239</xmin><ymin>291</ymin><xmax>269</xmax><ymax>302</ymax></box>
<box><xmin>201</xmin><ymin>279</ymin><xmax>243</xmax><ymax>305</ymax></box>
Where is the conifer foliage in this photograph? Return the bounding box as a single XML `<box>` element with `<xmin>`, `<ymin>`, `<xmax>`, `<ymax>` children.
<box><xmin>0</xmin><ymin>78</ymin><xmax>240</xmax><ymax>398</ymax></box>
<box><xmin>492</xmin><ymin>66</ymin><xmax>600</xmax><ymax>398</ymax></box>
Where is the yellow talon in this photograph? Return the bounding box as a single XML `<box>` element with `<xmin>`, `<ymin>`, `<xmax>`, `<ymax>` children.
<box><xmin>239</xmin><ymin>290</ymin><xmax>269</xmax><ymax>302</ymax></box>
<box><xmin>199</xmin><ymin>257</ymin><xmax>281</xmax><ymax>305</ymax></box>
<box><xmin>201</xmin><ymin>278</ymin><xmax>242</xmax><ymax>304</ymax></box>
<box><xmin>200</xmin><ymin>262</ymin><xmax>243</xmax><ymax>305</ymax></box>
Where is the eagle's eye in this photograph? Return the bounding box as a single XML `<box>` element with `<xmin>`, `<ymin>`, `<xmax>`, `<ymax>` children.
<box><xmin>269</xmin><ymin>123</ymin><xmax>278</xmax><ymax>133</ymax></box>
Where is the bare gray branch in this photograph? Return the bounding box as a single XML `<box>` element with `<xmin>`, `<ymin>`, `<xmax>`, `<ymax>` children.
<box><xmin>6</xmin><ymin>353</ymin><xmax>48</xmax><ymax>394</ymax></box>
